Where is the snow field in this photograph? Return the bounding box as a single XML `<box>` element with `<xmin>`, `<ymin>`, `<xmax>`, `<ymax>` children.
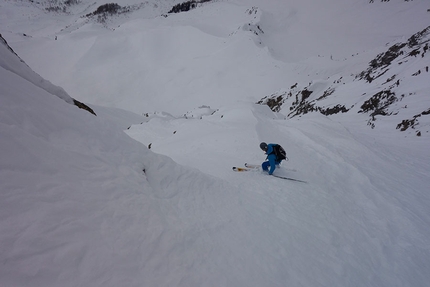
<box><xmin>1</xmin><ymin>0</ymin><xmax>430</xmax><ymax>286</ymax></box>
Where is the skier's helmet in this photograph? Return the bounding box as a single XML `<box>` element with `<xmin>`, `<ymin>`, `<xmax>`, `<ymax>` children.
<box><xmin>260</xmin><ymin>142</ymin><xmax>268</xmax><ymax>151</ymax></box>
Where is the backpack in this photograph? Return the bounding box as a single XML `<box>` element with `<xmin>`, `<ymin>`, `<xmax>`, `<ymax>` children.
<box><xmin>272</xmin><ymin>144</ymin><xmax>286</xmax><ymax>161</ymax></box>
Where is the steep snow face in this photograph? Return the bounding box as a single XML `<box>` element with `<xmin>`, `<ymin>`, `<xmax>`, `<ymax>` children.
<box><xmin>1</xmin><ymin>0</ymin><xmax>430</xmax><ymax>287</ymax></box>
<box><xmin>2</xmin><ymin>51</ymin><xmax>430</xmax><ymax>286</ymax></box>
<box><xmin>1</xmin><ymin>45</ymin><xmax>264</xmax><ymax>287</ymax></box>
<box><xmin>0</xmin><ymin>35</ymin><xmax>74</xmax><ymax>104</ymax></box>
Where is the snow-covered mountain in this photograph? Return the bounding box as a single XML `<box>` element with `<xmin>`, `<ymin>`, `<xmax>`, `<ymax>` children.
<box><xmin>259</xmin><ymin>25</ymin><xmax>430</xmax><ymax>136</ymax></box>
<box><xmin>1</xmin><ymin>0</ymin><xmax>430</xmax><ymax>286</ymax></box>
<box><xmin>3</xmin><ymin>0</ymin><xmax>429</xmax><ymax>135</ymax></box>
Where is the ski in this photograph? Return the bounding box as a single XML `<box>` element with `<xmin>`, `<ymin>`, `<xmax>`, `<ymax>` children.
<box><xmin>235</xmin><ymin>163</ymin><xmax>306</xmax><ymax>182</ymax></box>
<box><xmin>232</xmin><ymin>167</ymin><xmax>253</xmax><ymax>172</ymax></box>
<box><xmin>271</xmin><ymin>174</ymin><xmax>307</xmax><ymax>183</ymax></box>
<box><xmin>234</xmin><ymin>166</ymin><xmax>306</xmax><ymax>182</ymax></box>
<box><xmin>246</xmin><ymin>162</ymin><xmax>297</xmax><ymax>173</ymax></box>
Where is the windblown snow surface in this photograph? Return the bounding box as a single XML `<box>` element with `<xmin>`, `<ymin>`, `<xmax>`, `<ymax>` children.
<box><xmin>1</xmin><ymin>0</ymin><xmax>430</xmax><ymax>286</ymax></box>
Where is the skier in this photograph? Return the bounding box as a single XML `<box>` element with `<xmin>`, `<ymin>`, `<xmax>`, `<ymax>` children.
<box><xmin>260</xmin><ymin>142</ymin><xmax>286</xmax><ymax>175</ymax></box>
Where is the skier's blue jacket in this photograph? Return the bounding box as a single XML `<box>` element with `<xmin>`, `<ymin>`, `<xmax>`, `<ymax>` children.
<box><xmin>262</xmin><ymin>143</ymin><xmax>282</xmax><ymax>175</ymax></box>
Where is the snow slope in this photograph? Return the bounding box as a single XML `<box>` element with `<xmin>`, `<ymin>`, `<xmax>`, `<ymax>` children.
<box><xmin>1</xmin><ymin>40</ymin><xmax>265</xmax><ymax>287</ymax></box>
<box><xmin>1</xmin><ymin>0</ymin><xmax>430</xmax><ymax>286</ymax></box>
